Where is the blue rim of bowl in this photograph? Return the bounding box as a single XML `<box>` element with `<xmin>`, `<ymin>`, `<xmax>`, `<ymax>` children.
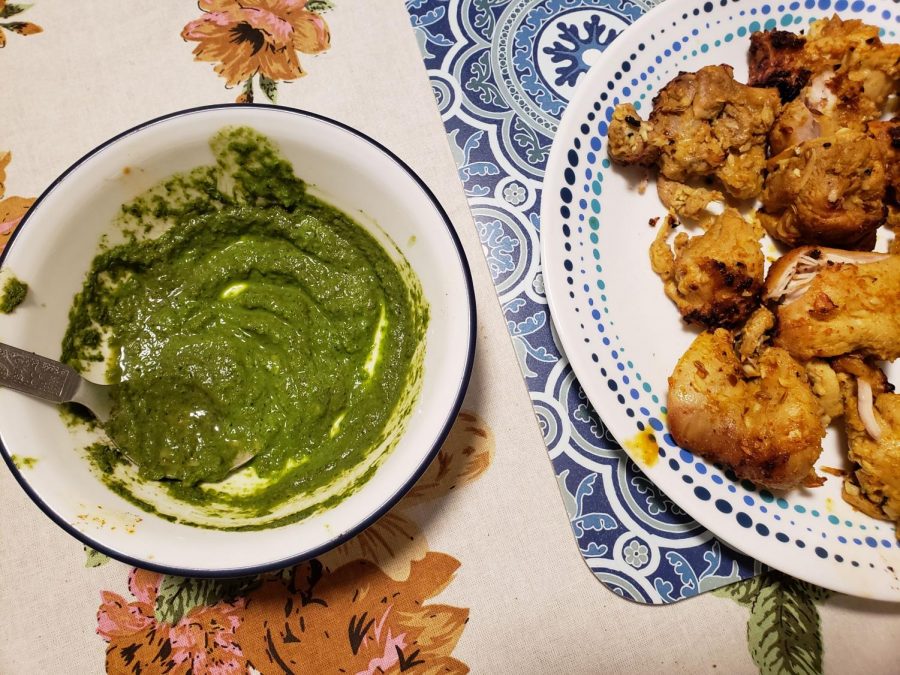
<box><xmin>0</xmin><ymin>103</ymin><xmax>477</xmax><ymax>578</ymax></box>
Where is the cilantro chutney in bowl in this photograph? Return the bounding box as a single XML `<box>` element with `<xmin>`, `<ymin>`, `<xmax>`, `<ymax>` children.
<box><xmin>64</xmin><ymin>127</ymin><xmax>428</xmax><ymax>521</ymax></box>
<box><xmin>0</xmin><ymin>106</ymin><xmax>475</xmax><ymax>575</ymax></box>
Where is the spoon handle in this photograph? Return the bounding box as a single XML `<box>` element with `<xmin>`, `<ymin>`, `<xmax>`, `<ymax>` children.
<box><xmin>0</xmin><ymin>341</ymin><xmax>81</xmax><ymax>403</ymax></box>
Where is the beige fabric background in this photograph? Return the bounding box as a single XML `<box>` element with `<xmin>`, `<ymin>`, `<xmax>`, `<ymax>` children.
<box><xmin>1</xmin><ymin>1</ymin><xmax>899</xmax><ymax>673</ymax></box>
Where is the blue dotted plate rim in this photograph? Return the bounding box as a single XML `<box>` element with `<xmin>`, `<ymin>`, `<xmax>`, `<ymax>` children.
<box><xmin>541</xmin><ymin>0</ymin><xmax>900</xmax><ymax>601</ymax></box>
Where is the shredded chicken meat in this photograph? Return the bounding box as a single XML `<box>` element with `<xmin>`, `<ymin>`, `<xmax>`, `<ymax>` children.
<box><xmin>833</xmin><ymin>357</ymin><xmax>900</xmax><ymax>538</ymax></box>
<box><xmin>765</xmin><ymin>246</ymin><xmax>900</xmax><ymax>361</ymax></box>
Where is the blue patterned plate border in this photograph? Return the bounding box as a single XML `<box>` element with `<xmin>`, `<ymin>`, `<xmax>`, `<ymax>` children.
<box><xmin>541</xmin><ymin>0</ymin><xmax>900</xmax><ymax>600</ymax></box>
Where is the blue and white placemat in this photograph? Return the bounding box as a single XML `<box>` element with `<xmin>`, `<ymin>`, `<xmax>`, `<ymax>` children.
<box><xmin>407</xmin><ymin>0</ymin><xmax>761</xmax><ymax>603</ymax></box>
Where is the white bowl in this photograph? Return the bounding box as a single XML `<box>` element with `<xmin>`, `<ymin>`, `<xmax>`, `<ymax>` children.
<box><xmin>0</xmin><ymin>105</ymin><xmax>475</xmax><ymax>576</ymax></box>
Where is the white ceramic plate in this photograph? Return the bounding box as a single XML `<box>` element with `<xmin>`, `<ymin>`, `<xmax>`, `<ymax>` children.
<box><xmin>541</xmin><ymin>0</ymin><xmax>900</xmax><ymax>599</ymax></box>
<box><xmin>0</xmin><ymin>105</ymin><xmax>475</xmax><ymax>576</ymax></box>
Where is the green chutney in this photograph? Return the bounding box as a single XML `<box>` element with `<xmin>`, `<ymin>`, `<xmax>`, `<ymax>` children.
<box><xmin>62</xmin><ymin>127</ymin><xmax>428</xmax><ymax>527</ymax></box>
<box><xmin>0</xmin><ymin>276</ymin><xmax>27</xmax><ymax>313</ymax></box>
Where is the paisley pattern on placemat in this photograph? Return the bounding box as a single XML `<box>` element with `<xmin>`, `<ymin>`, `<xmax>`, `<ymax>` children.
<box><xmin>407</xmin><ymin>0</ymin><xmax>761</xmax><ymax>603</ymax></box>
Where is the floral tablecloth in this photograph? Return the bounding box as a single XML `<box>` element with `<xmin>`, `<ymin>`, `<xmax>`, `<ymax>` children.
<box><xmin>1</xmin><ymin>2</ymin><xmax>899</xmax><ymax>673</ymax></box>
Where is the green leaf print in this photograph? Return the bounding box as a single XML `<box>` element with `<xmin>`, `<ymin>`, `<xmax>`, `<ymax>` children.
<box><xmin>712</xmin><ymin>575</ymin><xmax>764</xmax><ymax>606</ymax></box>
<box><xmin>747</xmin><ymin>572</ymin><xmax>828</xmax><ymax>675</ymax></box>
<box><xmin>239</xmin><ymin>77</ymin><xmax>254</xmax><ymax>103</ymax></box>
<box><xmin>84</xmin><ymin>546</ymin><xmax>110</xmax><ymax>568</ymax></box>
<box><xmin>716</xmin><ymin>571</ymin><xmax>830</xmax><ymax>675</ymax></box>
<box><xmin>307</xmin><ymin>0</ymin><xmax>335</xmax><ymax>13</ymax></box>
<box><xmin>0</xmin><ymin>20</ymin><xmax>40</xmax><ymax>34</ymax></box>
<box><xmin>797</xmin><ymin>581</ymin><xmax>831</xmax><ymax>604</ymax></box>
<box><xmin>154</xmin><ymin>575</ymin><xmax>259</xmax><ymax>624</ymax></box>
<box><xmin>0</xmin><ymin>3</ymin><xmax>30</xmax><ymax>19</ymax></box>
<box><xmin>259</xmin><ymin>74</ymin><xmax>278</xmax><ymax>104</ymax></box>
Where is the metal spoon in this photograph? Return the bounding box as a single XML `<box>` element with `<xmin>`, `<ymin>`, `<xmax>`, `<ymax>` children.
<box><xmin>0</xmin><ymin>341</ymin><xmax>254</xmax><ymax>477</ymax></box>
<box><xmin>0</xmin><ymin>341</ymin><xmax>113</xmax><ymax>421</ymax></box>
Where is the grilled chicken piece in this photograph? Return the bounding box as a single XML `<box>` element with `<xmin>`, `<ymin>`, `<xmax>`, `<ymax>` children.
<box><xmin>650</xmin><ymin>208</ymin><xmax>764</xmax><ymax>327</ymax></box>
<box><xmin>736</xmin><ymin>307</ymin><xmax>842</xmax><ymax>426</ymax></box>
<box><xmin>766</xmin><ymin>97</ymin><xmax>846</xmax><ymax>156</ymax></box>
<box><xmin>869</xmin><ymin>119</ymin><xmax>900</xmax><ymax>241</ymax></box>
<box><xmin>870</xmin><ymin>120</ymin><xmax>900</xmax><ymax>183</ymax></box>
<box><xmin>833</xmin><ymin>357</ymin><xmax>900</xmax><ymax>537</ymax></box>
<box><xmin>748</xmin><ymin>28</ymin><xmax>810</xmax><ymax>102</ymax></box>
<box><xmin>656</xmin><ymin>176</ymin><xmax>725</xmax><ymax>221</ymax></box>
<box><xmin>668</xmin><ymin>329</ymin><xmax>825</xmax><ymax>490</ymax></box>
<box><xmin>737</xmin><ymin>305</ymin><xmax>775</xmax><ymax>365</ymax></box>
<box><xmin>608</xmin><ymin>65</ymin><xmax>780</xmax><ymax>200</ymax></box>
<box><xmin>805</xmin><ymin>360</ymin><xmax>843</xmax><ymax>426</ymax></box>
<box><xmin>750</xmin><ymin>17</ymin><xmax>900</xmax><ymax>153</ymax></box>
<box><xmin>608</xmin><ymin>103</ymin><xmax>658</xmax><ymax>167</ymax></box>
<box><xmin>749</xmin><ymin>16</ymin><xmax>900</xmax><ymax>110</ymax></box>
<box><xmin>758</xmin><ymin>129</ymin><xmax>887</xmax><ymax>250</ymax></box>
<box><xmin>765</xmin><ymin>246</ymin><xmax>900</xmax><ymax>361</ymax></box>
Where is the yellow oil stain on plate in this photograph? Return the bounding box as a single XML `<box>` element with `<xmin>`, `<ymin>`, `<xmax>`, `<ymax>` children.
<box><xmin>624</xmin><ymin>428</ymin><xmax>659</xmax><ymax>467</ymax></box>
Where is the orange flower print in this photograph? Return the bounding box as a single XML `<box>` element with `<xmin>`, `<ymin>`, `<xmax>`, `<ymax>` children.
<box><xmin>320</xmin><ymin>410</ymin><xmax>495</xmax><ymax>581</ymax></box>
<box><xmin>181</xmin><ymin>0</ymin><xmax>332</xmax><ymax>103</ymax></box>
<box><xmin>0</xmin><ymin>151</ymin><xmax>35</xmax><ymax>254</ymax></box>
<box><xmin>97</xmin><ymin>555</ymin><xmax>469</xmax><ymax>674</ymax></box>
<box><xmin>94</xmin><ymin>411</ymin><xmax>490</xmax><ymax>673</ymax></box>
<box><xmin>98</xmin><ymin>568</ymin><xmax>248</xmax><ymax>674</ymax></box>
<box><xmin>0</xmin><ymin>2</ymin><xmax>43</xmax><ymax>48</ymax></box>
<box><xmin>235</xmin><ymin>554</ymin><xmax>469</xmax><ymax>674</ymax></box>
